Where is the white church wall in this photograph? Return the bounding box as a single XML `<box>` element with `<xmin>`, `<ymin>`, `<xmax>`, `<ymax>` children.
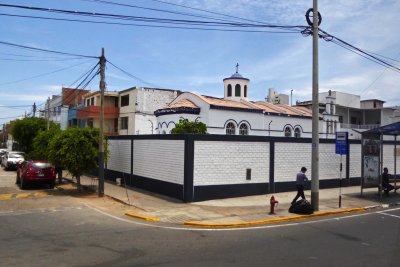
<box><xmin>133</xmin><ymin>139</ymin><xmax>185</xmax><ymax>185</ymax></box>
<box><xmin>193</xmin><ymin>141</ymin><xmax>269</xmax><ymax>186</ymax></box>
<box><xmin>107</xmin><ymin>139</ymin><xmax>131</xmax><ymax>174</ymax></box>
<box><xmin>349</xmin><ymin>144</ymin><xmax>362</xmax><ymax>178</ymax></box>
<box><xmin>274</xmin><ymin>142</ymin><xmax>347</xmax><ymax>183</ymax></box>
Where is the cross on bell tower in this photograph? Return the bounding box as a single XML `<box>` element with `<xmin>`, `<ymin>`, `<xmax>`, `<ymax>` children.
<box><xmin>235</xmin><ymin>63</ymin><xmax>239</xmax><ymax>73</ymax></box>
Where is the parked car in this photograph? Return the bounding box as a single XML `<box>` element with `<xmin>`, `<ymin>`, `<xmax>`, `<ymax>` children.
<box><xmin>16</xmin><ymin>160</ymin><xmax>56</xmax><ymax>189</ymax></box>
<box><xmin>2</xmin><ymin>151</ymin><xmax>25</xmax><ymax>170</ymax></box>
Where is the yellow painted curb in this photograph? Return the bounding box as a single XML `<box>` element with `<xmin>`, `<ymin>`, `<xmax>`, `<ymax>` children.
<box><xmin>125</xmin><ymin>212</ymin><xmax>160</xmax><ymax>222</ymax></box>
<box><xmin>0</xmin><ymin>193</ymin><xmax>13</xmax><ymax>200</ymax></box>
<box><xmin>15</xmin><ymin>193</ymin><xmax>31</xmax><ymax>199</ymax></box>
<box><xmin>33</xmin><ymin>192</ymin><xmax>48</xmax><ymax>197</ymax></box>
<box><xmin>184</xmin><ymin>207</ymin><xmax>366</xmax><ymax>228</ymax></box>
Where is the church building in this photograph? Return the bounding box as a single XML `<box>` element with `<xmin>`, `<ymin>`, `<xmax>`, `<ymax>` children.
<box><xmin>155</xmin><ymin>65</ymin><xmax>337</xmax><ymax>138</ymax></box>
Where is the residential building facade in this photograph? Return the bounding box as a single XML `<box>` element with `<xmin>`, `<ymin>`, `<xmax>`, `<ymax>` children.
<box><xmin>118</xmin><ymin>87</ymin><xmax>179</xmax><ymax>135</ymax></box>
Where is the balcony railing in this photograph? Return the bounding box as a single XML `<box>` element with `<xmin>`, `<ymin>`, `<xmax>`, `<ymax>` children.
<box><xmin>340</xmin><ymin>123</ymin><xmax>380</xmax><ymax>130</ymax></box>
<box><xmin>77</xmin><ymin>106</ymin><xmax>119</xmax><ymax>119</ymax></box>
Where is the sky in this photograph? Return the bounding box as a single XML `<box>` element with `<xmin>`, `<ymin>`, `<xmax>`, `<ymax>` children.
<box><xmin>1</xmin><ymin>0</ymin><xmax>400</xmax><ymax>126</ymax></box>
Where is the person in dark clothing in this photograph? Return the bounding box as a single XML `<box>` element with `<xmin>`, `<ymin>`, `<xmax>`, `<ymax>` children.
<box><xmin>382</xmin><ymin>167</ymin><xmax>395</xmax><ymax>195</ymax></box>
<box><xmin>291</xmin><ymin>167</ymin><xmax>309</xmax><ymax>205</ymax></box>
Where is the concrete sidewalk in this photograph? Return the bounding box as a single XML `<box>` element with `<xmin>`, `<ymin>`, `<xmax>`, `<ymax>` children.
<box><xmin>64</xmin><ymin>173</ymin><xmax>400</xmax><ymax>226</ymax></box>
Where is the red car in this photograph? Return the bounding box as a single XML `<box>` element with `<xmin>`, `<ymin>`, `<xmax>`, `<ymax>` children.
<box><xmin>16</xmin><ymin>161</ymin><xmax>56</xmax><ymax>189</ymax></box>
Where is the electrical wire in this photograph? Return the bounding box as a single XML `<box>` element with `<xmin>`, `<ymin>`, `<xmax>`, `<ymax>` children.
<box><xmin>82</xmin><ymin>0</ymin><xmax>243</xmax><ymax>24</ymax></box>
<box><xmin>0</xmin><ymin>4</ymin><xmax>306</xmax><ymax>32</ymax></box>
<box><xmin>0</xmin><ymin>60</ymin><xmax>94</xmax><ymax>86</ymax></box>
<box><xmin>0</xmin><ymin>13</ymin><xmax>302</xmax><ymax>33</ymax></box>
<box><xmin>148</xmin><ymin>0</ymin><xmax>272</xmax><ymax>25</ymax></box>
<box><xmin>106</xmin><ymin>60</ymin><xmax>162</xmax><ymax>88</ymax></box>
<box><xmin>0</xmin><ymin>40</ymin><xmax>98</xmax><ymax>59</ymax></box>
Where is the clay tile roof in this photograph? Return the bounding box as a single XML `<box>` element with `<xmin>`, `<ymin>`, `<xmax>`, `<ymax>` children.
<box><xmin>253</xmin><ymin>102</ymin><xmax>313</xmax><ymax>117</ymax></box>
<box><xmin>168</xmin><ymin>99</ymin><xmax>199</xmax><ymax>109</ymax></box>
<box><xmin>201</xmin><ymin>95</ymin><xmax>261</xmax><ymax>110</ymax></box>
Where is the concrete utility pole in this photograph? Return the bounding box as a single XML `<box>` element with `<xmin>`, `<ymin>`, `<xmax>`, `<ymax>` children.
<box><xmin>98</xmin><ymin>48</ymin><xmax>106</xmax><ymax>197</ymax></box>
<box><xmin>311</xmin><ymin>0</ymin><xmax>320</xmax><ymax>211</ymax></box>
<box><xmin>47</xmin><ymin>97</ymin><xmax>50</xmax><ymax>130</ymax></box>
<box><xmin>33</xmin><ymin>102</ymin><xmax>37</xmax><ymax>118</ymax></box>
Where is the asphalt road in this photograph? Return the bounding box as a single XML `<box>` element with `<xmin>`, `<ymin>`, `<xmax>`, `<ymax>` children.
<box><xmin>0</xmin><ymin>168</ymin><xmax>399</xmax><ymax>267</ymax></box>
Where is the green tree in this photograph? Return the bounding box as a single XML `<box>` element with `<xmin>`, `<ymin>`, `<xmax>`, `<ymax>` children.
<box><xmin>10</xmin><ymin>117</ymin><xmax>49</xmax><ymax>153</ymax></box>
<box><xmin>171</xmin><ymin>117</ymin><xmax>207</xmax><ymax>134</ymax></box>
<box><xmin>29</xmin><ymin>124</ymin><xmax>61</xmax><ymax>160</ymax></box>
<box><xmin>48</xmin><ymin>127</ymin><xmax>99</xmax><ymax>191</ymax></box>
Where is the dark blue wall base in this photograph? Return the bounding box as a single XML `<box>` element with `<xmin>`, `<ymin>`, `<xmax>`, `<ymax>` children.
<box><xmin>105</xmin><ymin>169</ymin><xmax>183</xmax><ymax>200</ymax></box>
<box><xmin>274</xmin><ymin>177</ymin><xmax>361</xmax><ymax>193</ymax></box>
<box><xmin>193</xmin><ymin>183</ymin><xmax>269</xmax><ymax>202</ymax></box>
<box><xmin>106</xmin><ymin>168</ymin><xmax>362</xmax><ymax>203</ymax></box>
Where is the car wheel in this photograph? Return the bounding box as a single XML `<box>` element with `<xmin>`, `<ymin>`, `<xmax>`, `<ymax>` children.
<box><xmin>20</xmin><ymin>177</ymin><xmax>26</xmax><ymax>189</ymax></box>
<box><xmin>15</xmin><ymin>174</ymin><xmax>20</xmax><ymax>184</ymax></box>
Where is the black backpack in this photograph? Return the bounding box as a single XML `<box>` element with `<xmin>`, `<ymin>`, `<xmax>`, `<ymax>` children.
<box><xmin>289</xmin><ymin>199</ymin><xmax>314</xmax><ymax>214</ymax></box>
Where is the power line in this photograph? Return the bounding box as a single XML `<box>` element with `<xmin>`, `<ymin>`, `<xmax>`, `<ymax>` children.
<box><xmin>0</xmin><ymin>60</ymin><xmax>93</xmax><ymax>86</ymax></box>
<box><xmin>0</xmin><ymin>4</ymin><xmax>305</xmax><ymax>32</ymax></box>
<box><xmin>0</xmin><ymin>40</ymin><xmax>98</xmax><ymax>59</ymax></box>
<box><xmin>0</xmin><ymin>13</ymin><xmax>301</xmax><ymax>33</ymax></box>
<box><xmin>82</xmin><ymin>0</ymin><xmax>243</xmax><ymax>24</ymax></box>
<box><xmin>148</xmin><ymin>0</ymin><xmax>271</xmax><ymax>25</ymax></box>
<box><xmin>0</xmin><ymin>57</ymin><xmax>87</xmax><ymax>62</ymax></box>
<box><xmin>106</xmin><ymin>60</ymin><xmax>162</xmax><ymax>88</ymax></box>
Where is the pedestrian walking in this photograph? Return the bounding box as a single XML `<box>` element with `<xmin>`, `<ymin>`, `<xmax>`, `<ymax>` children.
<box><xmin>291</xmin><ymin>167</ymin><xmax>309</xmax><ymax>205</ymax></box>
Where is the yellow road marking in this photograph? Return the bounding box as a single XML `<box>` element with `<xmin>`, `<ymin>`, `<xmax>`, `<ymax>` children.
<box><xmin>0</xmin><ymin>194</ymin><xmax>13</xmax><ymax>200</ymax></box>
<box><xmin>15</xmin><ymin>193</ymin><xmax>31</xmax><ymax>199</ymax></box>
<box><xmin>33</xmin><ymin>192</ymin><xmax>48</xmax><ymax>197</ymax></box>
<box><xmin>0</xmin><ymin>192</ymin><xmax>48</xmax><ymax>200</ymax></box>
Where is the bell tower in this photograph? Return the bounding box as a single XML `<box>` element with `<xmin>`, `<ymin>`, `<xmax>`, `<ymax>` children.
<box><xmin>223</xmin><ymin>63</ymin><xmax>250</xmax><ymax>102</ymax></box>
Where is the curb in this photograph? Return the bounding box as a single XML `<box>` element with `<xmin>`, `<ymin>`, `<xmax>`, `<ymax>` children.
<box><xmin>125</xmin><ymin>212</ymin><xmax>160</xmax><ymax>222</ymax></box>
<box><xmin>183</xmin><ymin>207</ymin><xmax>366</xmax><ymax>228</ymax></box>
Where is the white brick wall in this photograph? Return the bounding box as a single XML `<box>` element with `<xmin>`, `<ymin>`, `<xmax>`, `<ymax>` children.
<box><xmin>349</xmin><ymin>144</ymin><xmax>361</xmax><ymax>177</ymax></box>
<box><xmin>383</xmin><ymin>144</ymin><xmax>396</xmax><ymax>172</ymax></box>
<box><xmin>319</xmin><ymin>143</ymin><xmax>347</xmax><ymax>179</ymax></box>
<box><xmin>275</xmin><ymin>143</ymin><xmax>311</xmax><ymax>182</ymax></box>
<box><xmin>193</xmin><ymin>141</ymin><xmax>269</xmax><ymax>186</ymax></box>
<box><xmin>133</xmin><ymin>139</ymin><xmax>184</xmax><ymax>185</ymax></box>
<box><xmin>107</xmin><ymin>140</ymin><xmax>131</xmax><ymax>174</ymax></box>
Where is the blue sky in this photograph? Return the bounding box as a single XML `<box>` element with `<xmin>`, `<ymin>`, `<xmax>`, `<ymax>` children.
<box><xmin>1</xmin><ymin>0</ymin><xmax>400</xmax><ymax>126</ymax></box>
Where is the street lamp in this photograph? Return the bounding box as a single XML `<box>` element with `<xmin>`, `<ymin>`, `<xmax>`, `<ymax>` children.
<box><xmin>268</xmin><ymin>120</ymin><xmax>273</xmax><ymax>136</ymax></box>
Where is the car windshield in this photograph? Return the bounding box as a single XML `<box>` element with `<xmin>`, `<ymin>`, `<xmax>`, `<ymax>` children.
<box><xmin>9</xmin><ymin>153</ymin><xmax>24</xmax><ymax>158</ymax></box>
<box><xmin>31</xmin><ymin>162</ymin><xmax>52</xmax><ymax>169</ymax></box>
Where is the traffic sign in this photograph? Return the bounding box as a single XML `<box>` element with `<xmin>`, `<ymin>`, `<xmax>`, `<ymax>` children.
<box><xmin>336</xmin><ymin>132</ymin><xmax>349</xmax><ymax>155</ymax></box>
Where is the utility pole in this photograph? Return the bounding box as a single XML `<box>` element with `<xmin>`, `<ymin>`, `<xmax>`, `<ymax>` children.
<box><xmin>98</xmin><ymin>48</ymin><xmax>106</xmax><ymax>197</ymax></box>
<box><xmin>33</xmin><ymin>102</ymin><xmax>37</xmax><ymax>118</ymax></box>
<box><xmin>311</xmin><ymin>0</ymin><xmax>320</xmax><ymax>211</ymax></box>
<box><xmin>47</xmin><ymin>97</ymin><xmax>50</xmax><ymax>130</ymax></box>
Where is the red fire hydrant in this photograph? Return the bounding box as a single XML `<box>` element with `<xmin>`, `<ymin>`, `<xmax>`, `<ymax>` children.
<box><xmin>269</xmin><ymin>195</ymin><xmax>279</xmax><ymax>215</ymax></box>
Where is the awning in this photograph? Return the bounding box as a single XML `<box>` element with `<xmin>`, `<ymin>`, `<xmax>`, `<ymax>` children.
<box><xmin>362</xmin><ymin>121</ymin><xmax>400</xmax><ymax>136</ymax></box>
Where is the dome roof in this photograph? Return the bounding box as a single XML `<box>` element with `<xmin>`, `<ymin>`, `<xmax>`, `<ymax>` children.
<box><xmin>223</xmin><ymin>72</ymin><xmax>250</xmax><ymax>81</ymax></box>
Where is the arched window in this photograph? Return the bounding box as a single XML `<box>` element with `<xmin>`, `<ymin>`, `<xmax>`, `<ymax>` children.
<box><xmin>227</xmin><ymin>84</ymin><xmax>232</xmax><ymax>97</ymax></box>
<box><xmin>244</xmin><ymin>85</ymin><xmax>247</xmax><ymax>97</ymax></box>
<box><xmin>226</xmin><ymin>122</ymin><xmax>236</xmax><ymax>135</ymax></box>
<box><xmin>239</xmin><ymin>123</ymin><xmax>249</xmax><ymax>135</ymax></box>
<box><xmin>235</xmin><ymin>84</ymin><xmax>241</xmax><ymax>97</ymax></box>
<box><xmin>294</xmin><ymin>128</ymin><xmax>301</xmax><ymax>138</ymax></box>
<box><xmin>284</xmin><ymin>127</ymin><xmax>292</xmax><ymax>137</ymax></box>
